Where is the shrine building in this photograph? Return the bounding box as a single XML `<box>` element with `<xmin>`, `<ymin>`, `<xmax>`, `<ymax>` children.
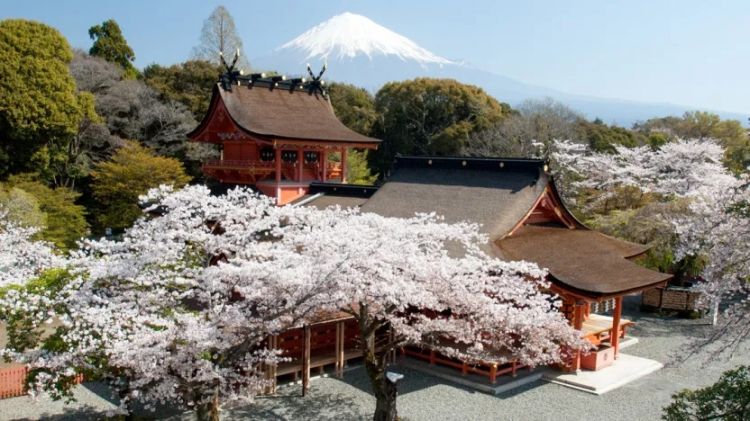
<box><xmin>190</xmin><ymin>69</ymin><xmax>671</xmax><ymax>390</ymax></box>
<box><xmin>187</xmin><ymin>71</ymin><xmax>380</xmax><ymax>205</ymax></box>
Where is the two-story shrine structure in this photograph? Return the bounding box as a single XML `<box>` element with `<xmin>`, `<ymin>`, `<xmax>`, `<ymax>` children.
<box><xmin>187</xmin><ymin>72</ymin><xmax>380</xmax><ymax>205</ymax></box>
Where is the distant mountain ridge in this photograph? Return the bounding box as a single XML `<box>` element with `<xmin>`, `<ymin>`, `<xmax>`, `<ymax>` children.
<box><xmin>253</xmin><ymin>12</ymin><xmax>747</xmax><ymax>126</ymax></box>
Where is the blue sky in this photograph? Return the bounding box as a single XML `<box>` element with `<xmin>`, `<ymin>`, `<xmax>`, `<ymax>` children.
<box><xmin>2</xmin><ymin>0</ymin><xmax>748</xmax><ymax>113</ymax></box>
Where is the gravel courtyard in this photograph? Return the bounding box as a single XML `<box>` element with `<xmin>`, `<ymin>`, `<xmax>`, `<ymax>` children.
<box><xmin>2</xmin><ymin>295</ymin><xmax>748</xmax><ymax>421</ymax></box>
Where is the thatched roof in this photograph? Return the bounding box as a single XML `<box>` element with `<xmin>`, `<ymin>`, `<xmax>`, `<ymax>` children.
<box><xmin>497</xmin><ymin>225</ymin><xmax>672</xmax><ymax>297</ymax></box>
<box><xmin>190</xmin><ymin>83</ymin><xmax>381</xmax><ymax>145</ymax></box>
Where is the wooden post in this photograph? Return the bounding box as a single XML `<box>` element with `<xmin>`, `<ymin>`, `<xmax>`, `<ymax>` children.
<box><xmin>302</xmin><ymin>325</ymin><xmax>311</xmax><ymax>396</ymax></box>
<box><xmin>388</xmin><ymin>327</ymin><xmax>396</xmax><ymax>364</ymax></box>
<box><xmin>321</xmin><ymin>150</ymin><xmax>328</xmax><ymax>182</ymax></box>
<box><xmin>341</xmin><ymin>148</ymin><xmax>348</xmax><ymax>183</ymax></box>
<box><xmin>335</xmin><ymin>321</ymin><xmax>345</xmax><ymax>378</ymax></box>
<box><xmin>266</xmin><ymin>335</ymin><xmax>279</xmax><ymax>394</ymax></box>
<box><xmin>297</xmin><ymin>148</ymin><xmax>303</xmax><ymax>181</ymax></box>
<box><xmin>612</xmin><ymin>296</ymin><xmax>623</xmax><ymax>358</ymax></box>
<box><xmin>572</xmin><ymin>301</ymin><xmax>585</xmax><ymax>371</ymax></box>
<box><xmin>274</xmin><ymin>146</ymin><xmax>282</xmax><ymax>203</ymax></box>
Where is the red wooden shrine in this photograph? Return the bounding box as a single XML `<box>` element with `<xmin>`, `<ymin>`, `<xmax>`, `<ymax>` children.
<box><xmin>186</xmin><ymin>67</ymin><xmax>672</xmax><ymax>392</ymax></box>
<box><xmin>188</xmin><ymin>72</ymin><xmax>380</xmax><ymax>205</ymax></box>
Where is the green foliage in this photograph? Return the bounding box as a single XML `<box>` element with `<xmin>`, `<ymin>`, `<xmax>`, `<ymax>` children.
<box><xmin>0</xmin><ymin>269</ymin><xmax>73</xmax><ymax>354</ymax></box>
<box><xmin>33</xmin><ymin>91</ymin><xmax>103</xmax><ymax>187</ymax></box>
<box><xmin>328</xmin><ymin>82</ymin><xmax>379</xmax><ymax>135</ymax></box>
<box><xmin>346</xmin><ymin>149</ymin><xmax>377</xmax><ymax>185</ymax></box>
<box><xmin>142</xmin><ymin>60</ymin><xmax>223</xmax><ymax>120</ymax></box>
<box><xmin>647</xmin><ymin>132</ymin><xmax>670</xmax><ymax>149</ymax></box>
<box><xmin>579</xmin><ymin>120</ymin><xmax>646</xmax><ymax>153</ymax></box>
<box><xmin>0</xmin><ymin>186</ymin><xmax>46</xmax><ymax>228</ymax></box>
<box><xmin>371</xmin><ymin>78</ymin><xmax>510</xmax><ymax>172</ymax></box>
<box><xmin>636</xmin><ymin>111</ymin><xmax>750</xmax><ymax>172</ymax></box>
<box><xmin>91</xmin><ymin>141</ymin><xmax>191</xmax><ymax>231</ymax></box>
<box><xmin>583</xmin><ymin>191</ymin><xmax>704</xmax><ymax>279</ymax></box>
<box><xmin>0</xmin><ymin>19</ymin><xmax>88</xmax><ymax>177</ymax></box>
<box><xmin>88</xmin><ymin>19</ymin><xmax>137</xmax><ymax>78</ymax></box>
<box><xmin>10</xmin><ymin>268</ymin><xmax>71</xmax><ymax>297</ymax></box>
<box><xmin>663</xmin><ymin>366</ymin><xmax>750</xmax><ymax>421</ymax></box>
<box><xmin>5</xmin><ymin>175</ymin><xmax>88</xmax><ymax>250</ymax></box>
<box><xmin>326</xmin><ymin>82</ymin><xmax>379</xmax><ymax>184</ymax></box>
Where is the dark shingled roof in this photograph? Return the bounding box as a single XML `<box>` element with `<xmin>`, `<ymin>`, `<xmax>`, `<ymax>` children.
<box><xmin>303</xmin><ymin>194</ymin><xmax>370</xmax><ymax>210</ymax></box>
<box><xmin>496</xmin><ymin>225</ymin><xmax>672</xmax><ymax>297</ymax></box>
<box><xmin>296</xmin><ymin>182</ymin><xmax>379</xmax><ymax>210</ymax></box>
<box><xmin>300</xmin><ymin>156</ymin><xmax>670</xmax><ymax>298</ymax></box>
<box><xmin>360</xmin><ymin>157</ymin><xmax>546</xmax><ymax>241</ymax></box>
<box><xmin>216</xmin><ymin>84</ymin><xmax>381</xmax><ymax>144</ymax></box>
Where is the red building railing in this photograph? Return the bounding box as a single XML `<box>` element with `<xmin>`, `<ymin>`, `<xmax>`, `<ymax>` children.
<box><xmin>203</xmin><ymin>159</ymin><xmax>277</xmax><ymax>170</ymax></box>
<box><xmin>0</xmin><ymin>364</ymin><xmax>84</xmax><ymax>400</ymax></box>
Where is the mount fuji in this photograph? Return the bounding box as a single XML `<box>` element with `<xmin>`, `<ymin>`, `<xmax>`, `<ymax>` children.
<box><xmin>252</xmin><ymin>12</ymin><xmax>746</xmax><ymax>126</ymax></box>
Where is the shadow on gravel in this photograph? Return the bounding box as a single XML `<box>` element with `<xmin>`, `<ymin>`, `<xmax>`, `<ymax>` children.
<box><xmin>329</xmin><ymin>363</ymin><xmax>544</xmax><ymax>400</ymax></box>
<box><xmin>597</xmin><ymin>295</ymin><xmax>712</xmax><ymax>340</ymax></box>
<box><xmin>239</xmin><ymin>385</ymin><xmax>367</xmax><ymax>420</ymax></box>
<box><xmin>11</xmin><ymin>405</ymin><xmax>106</xmax><ymax>421</ymax></box>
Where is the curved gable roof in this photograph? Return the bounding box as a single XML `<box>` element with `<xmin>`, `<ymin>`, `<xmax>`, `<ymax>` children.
<box><xmin>496</xmin><ymin>225</ymin><xmax>671</xmax><ymax>297</ymax></box>
<box><xmin>200</xmin><ymin>83</ymin><xmax>381</xmax><ymax>144</ymax></box>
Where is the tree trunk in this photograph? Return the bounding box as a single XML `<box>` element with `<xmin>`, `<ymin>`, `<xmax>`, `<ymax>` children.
<box><xmin>371</xmin><ymin>370</ymin><xmax>398</xmax><ymax>421</ymax></box>
<box><xmin>360</xmin><ymin>326</ymin><xmax>398</xmax><ymax>421</ymax></box>
<box><xmin>195</xmin><ymin>388</ymin><xmax>221</xmax><ymax>421</ymax></box>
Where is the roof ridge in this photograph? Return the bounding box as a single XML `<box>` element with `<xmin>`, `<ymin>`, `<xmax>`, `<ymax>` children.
<box><xmin>308</xmin><ymin>182</ymin><xmax>379</xmax><ymax>198</ymax></box>
<box><xmin>392</xmin><ymin>155</ymin><xmax>548</xmax><ymax>173</ymax></box>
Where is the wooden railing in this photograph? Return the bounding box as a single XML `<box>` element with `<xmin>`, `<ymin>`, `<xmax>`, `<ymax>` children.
<box><xmin>203</xmin><ymin>160</ymin><xmax>276</xmax><ymax>170</ymax></box>
<box><xmin>402</xmin><ymin>347</ymin><xmax>528</xmax><ymax>384</ymax></box>
<box><xmin>203</xmin><ymin>160</ymin><xmax>341</xmax><ymax>174</ymax></box>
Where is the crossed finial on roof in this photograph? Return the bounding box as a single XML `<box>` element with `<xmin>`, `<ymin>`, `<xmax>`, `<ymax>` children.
<box><xmin>306</xmin><ymin>62</ymin><xmax>328</xmax><ymax>99</ymax></box>
<box><xmin>220</xmin><ymin>49</ymin><xmax>241</xmax><ymax>74</ymax></box>
<box><xmin>219</xmin><ymin>49</ymin><xmax>242</xmax><ymax>90</ymax></box>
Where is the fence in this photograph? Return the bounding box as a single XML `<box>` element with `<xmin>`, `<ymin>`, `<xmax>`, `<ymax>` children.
<box><xmin>0</xmin><ymin>364</ymin><xmax>84</xmax><ymax>400</ymax></box>
<box><xmin>0</xmin><ymin>364</ymin><xmax>28</xmax><ymax>399</ymax></box>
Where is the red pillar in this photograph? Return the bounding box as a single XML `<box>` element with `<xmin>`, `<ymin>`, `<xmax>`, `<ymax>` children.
<box><xmin>274</xmin><ymin>146</ymin><xmax>281</xmax><ymax>202</ymax></box>
<box><xmin>341</xmin><ymin>148</ymin><xmax>348</xmax><ymax>183</ymax></box>
<box><xmin>296</xmin><ymin>148</ymin><xmax>303</xmax><ymax>182</ymax></box>
<box><xmin>302</xmin><ymin>324</ymin><xmax>311</xmax><ymax>396</ymax></box>
<box><xmin>612</xmin><ymin>296</ymin><xmax>623</xmax><ymax>358</ymax></box>
<box><xmin>321</xmin><ymin>150</ymin><xmax>328</xmax><ymax>182</ymax></box>
<box><xmin>572</xmin><ymin>301</ymin><xmax>584</xmax><ymax>371</ymax></box>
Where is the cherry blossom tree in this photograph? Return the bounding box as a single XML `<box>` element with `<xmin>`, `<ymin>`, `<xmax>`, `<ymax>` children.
<box><xmin>551</xmin><ymin>138</ymin><xmax>736</xmax><ymax>205</ymax></box>
<box><xmin>0</xmin><ymin>208</ymin><xmax>64</xmax><ymax>288</ymax></box>
<box><xmin>551</xmin><ymin>138</ymin><xmax>750</xmax><ymax>354</ymax></box>
<box><xmin>673</xmin><ymin>176</ymin><xmax>750</xmax><ymax>350</ymax></box>
<box><xmin>2</xmin><ymin>185</ymin><xmax>582</xmax><ymax>421</ymax></box>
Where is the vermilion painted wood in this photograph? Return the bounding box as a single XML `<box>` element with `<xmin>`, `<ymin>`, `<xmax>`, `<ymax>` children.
<box><xmin>0</xmin><ymin>365</ymin><xmax>83</xmax><ymax>400</ymax></box>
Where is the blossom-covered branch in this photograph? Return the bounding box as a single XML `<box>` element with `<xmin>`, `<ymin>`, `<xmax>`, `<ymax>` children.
<box><xmin>2</xmin><ymin>185</ymin><xmax>582</xmax><ymax>420</ymax></box>
<box><xmin>0</xmin><ymin>209</ymin><xmax>65</xmax><ymax>288</ymax></box>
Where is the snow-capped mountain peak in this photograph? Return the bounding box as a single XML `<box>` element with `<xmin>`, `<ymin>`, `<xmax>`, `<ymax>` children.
<box><xmin>277</xmin><ymin>12</ymin><xmax>453</xmax><ymax>65</ymax></box>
